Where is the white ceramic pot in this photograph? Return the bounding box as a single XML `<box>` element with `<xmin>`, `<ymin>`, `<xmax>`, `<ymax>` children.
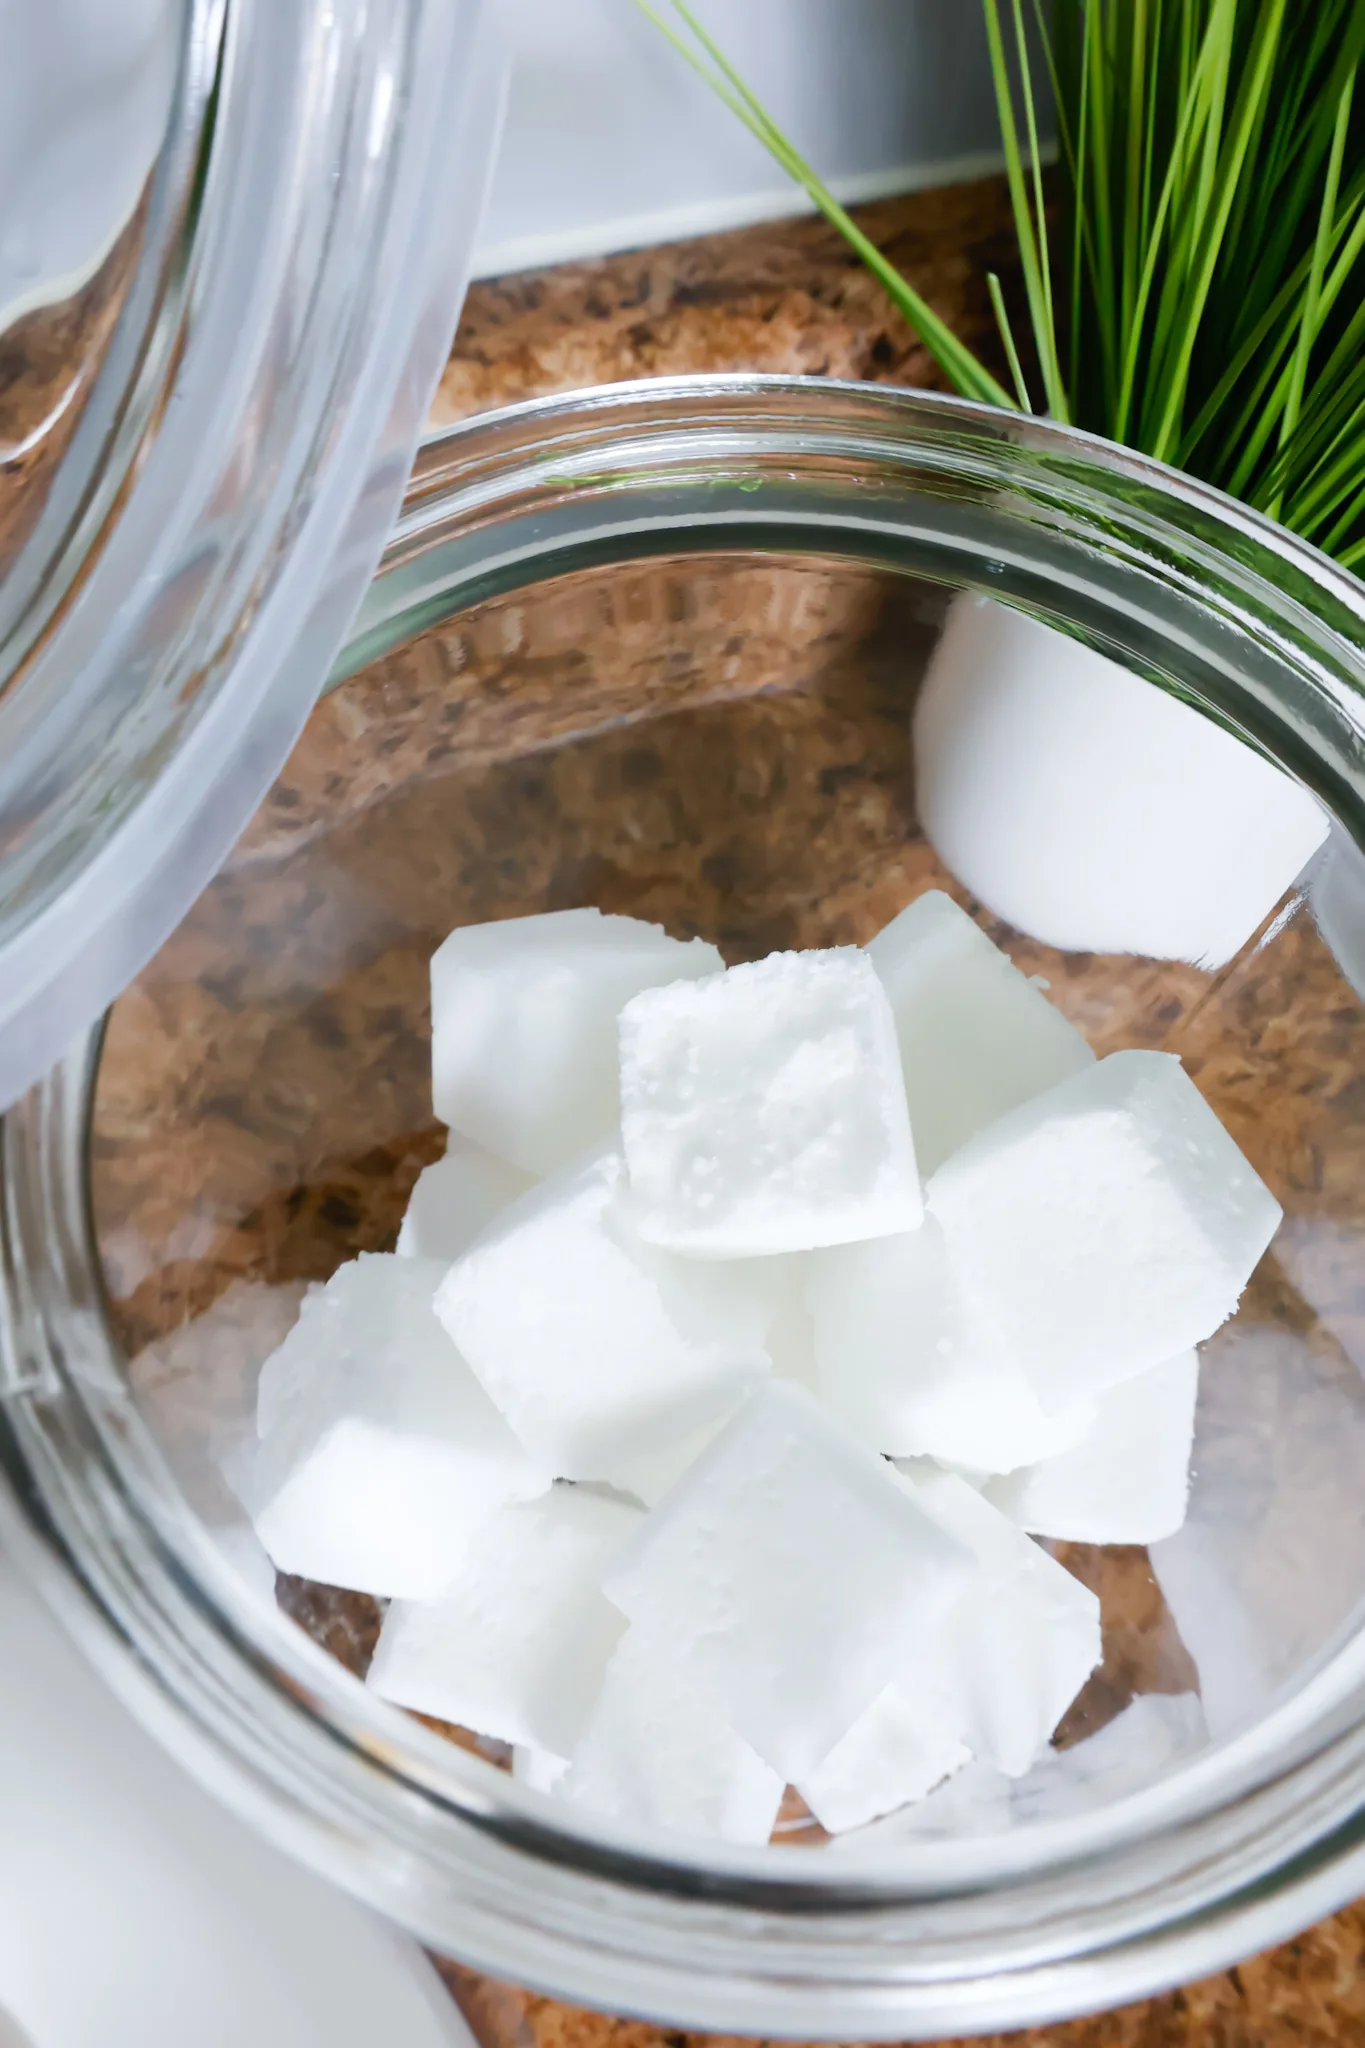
<box><xmin>913</xmin><ymin>595</ymin><xmax>1329</xmax><ymax>968</ymax></box>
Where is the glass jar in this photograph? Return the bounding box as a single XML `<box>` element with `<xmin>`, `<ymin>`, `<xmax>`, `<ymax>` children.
<box><xmin>0</xmin><ymin>0</ymin><xmax>496</xmax><ymax>1106</ymax></box>
<box><xmin>5</xmin><ymin>375</ymin><xmax>1365</xmax><ymax>2039</ymax></box>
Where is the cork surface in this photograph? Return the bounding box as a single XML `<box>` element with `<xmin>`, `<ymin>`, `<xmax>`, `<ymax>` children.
<box><xmin>87</xmin><ymin>176</ymin><xmax>1365</xmax><ymax>2042</ymax></box>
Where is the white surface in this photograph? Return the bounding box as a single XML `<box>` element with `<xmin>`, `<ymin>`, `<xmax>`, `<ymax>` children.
<box><xmin>0</xmin><ymin>0</ymin><xmax>178</xmax><ymax>330</ymax></box>
<box><xmin>369</xmin><ymin>1485</ymin><xmax>640</xmax><ymax>1753</ymax></box>
<box><xmin>397</xmin><ymin>1140</ymin><xmax>536</xmax><ymax>1260</ymax></box>
<box><xmin>560</xmin><ymin>1627</ymin><xmax>784</xmax><ymax>1845</ymax></box>
<box><xmin>901</xmin><ymin>1471</ymin><xmax>1102</xmax><ymax>1778</ymax></box>
<box><xmin>431</xmin><ymin>909</ymin><xmax>720</xmax><ymax>1176</ymax></box>
<box><xmin>988</xmin><ymin>1350</ymin><xmax>1200</xmax><ymax>1544</ymax></box>
<box><xmin>472</xmin><ymin>0</ymin><xmax>1026</xmax><ymax>276</ymax></box>
<box><xmin>620</xmin><ymin>949</ymin><xmax>921</xmax><ymax>1256</ymax></box>
<box><xmin>796</xmin><ymin>1683</ymin><xmax>970</xmax><ymax>1835</ymax></box>
<box><xmin>436</xmin><ymin>1146</ymin><xmax>770</xmax><ymax>1480</ymax></box>
<box><xmin>513</xmin><ymin>1742</ymin><xmax>570</xmax><ymax>1793</ymax></box>
<box><xmin>252</xmin><ymin>1255</ymin><xmax>548</xmax><ymax>1598</ymax></box>
<box><xmin>913</xmin><ymin>597</ymin><xmax>1329</xmax><ymax>970</ymax></box>
<box><xmin>867</xmin><ymin>889</ymin><xmax>1093</xmax><ymax>1177</ymax></box>
<box><xmin>928</xmin><ymin>1050</ymin><xmax>1282</xmax><ymax>1409</ymax></box>
<box><xmin>603</xmin><ymin>1383</ymin><xmax>970</xmax><ymax>1781</ymax></box>
<box><xmin>763</xmin><ymin>1254</ymin><xmax>820</xmax><ymax>1390</ymax></box>
<box><xmin>0</xmin><ymin>1561</ymin><xmax>470</xmax><ymax>2048</ymax></box>
<box><xmin>807</xmin><ymin>1219</ymin><xmax>1097</xmax><ymax>1473</ymax></box>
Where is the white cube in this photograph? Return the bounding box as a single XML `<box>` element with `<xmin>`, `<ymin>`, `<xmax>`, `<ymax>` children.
<box><xmin>867</xmin><ymin>890</ymin><xmax>1093</xmax><ymax>1175</ymax></box>
<box><xmin>559</xmin><ymin>1628</ymin><xmax>785</xmax><ymax>1846</ymax></box>
<box><xmin>431</xmin><ymin>908</ymin><xmax>722</xmax><ymax>1176</ymax></box>
<box><xmin>927</xmin><ymin>1050</ymin><xmax>1281</xmax><ymax>1408</ymax></box>
<box><xmin>619</xmin><ymin>948</ymin><xmax>921</xmax><ymax>1257</ymax></box>
<box><xmin>987</xmin><ymin>1351</ymin><xmax>1199</xmax><ymax>1544</ymax></box>
<box><xmin>396</xmin><ymin>1139</ymin><xmax>535</xmax><ymax>1261</ymax></box>
<box><xmin>367</xmin><ymin>1484</ymin><xmax>641</xmax><ymax>1754</ymax></box>
<box><xmin>807</xmin><ymin>1222</ymin><xmax>1097</xmax><ymax>1474</ymax></box>
<box><xmin>434</xmin><ymin>1147</ymin><xmax>771</xmax><ymax>1482</ymax></box>
<box><xmin>796</xmin><ymin>1684</ymin><xmax>970</xmax><ymax>1835</ymax></box>
<box><xmin>602</xmin><ymin>1384</ymin><xmax>972</xmax><ymax>1781</ymax></box>
<box><xmin>899</xmin><ymin>1470</ymin><xmax>1101</xmax><ymax>1778</ymax></box>
<box><xmin>248</xmin><ymin>1256</ymin><xmax>549</xmax><ymax>1599</ymax></box>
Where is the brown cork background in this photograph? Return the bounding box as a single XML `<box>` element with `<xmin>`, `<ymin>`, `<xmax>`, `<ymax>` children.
<box><xmin>83</xmin><ymin>174</ymin><xmax>1365</xmax><ymax>2044</ymax></box>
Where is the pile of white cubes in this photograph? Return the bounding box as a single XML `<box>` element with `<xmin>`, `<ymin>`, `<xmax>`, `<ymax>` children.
<box><xmin>244</xmin><ymin>893</ymin><xmax>1281</xmax><ymax>1843</ymax></box>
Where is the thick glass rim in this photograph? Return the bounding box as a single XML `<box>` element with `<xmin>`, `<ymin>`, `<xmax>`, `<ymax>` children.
<box><xmin>5</xmin><ymin>375</ymin><xmax>1365</xmax><ymax>2036</ymax></box>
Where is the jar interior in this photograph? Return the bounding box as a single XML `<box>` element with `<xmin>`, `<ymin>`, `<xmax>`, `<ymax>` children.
<box><xmin>88</xmin><ymin>539</ymin><xmax>1365</xmax><ymax>1860</ymax></box>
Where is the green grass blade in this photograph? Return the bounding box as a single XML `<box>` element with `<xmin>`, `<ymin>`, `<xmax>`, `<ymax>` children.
<box><xmin>1144</xmin><ymin>0</ymin><xmax>1288</xmax><ymax>461</ymax></box>
<box><xmin>982</xmin><ymin>0</ymin><xmax>1069</xmax><ymax>417</ymax></box>
<box><xmin>630</xmin><ymin>0</ymin><xmax>1016</xmax><ymax>408</ymax></box>
<box><xmin>988</xmin><ymin>271</ymin><xmax>1034</xmax><ymax>409</ymax></box>
<box><xmin>1268</xmin><ymin>70</ymin><xmax>1356</xmax><ymax>517</ymax></box>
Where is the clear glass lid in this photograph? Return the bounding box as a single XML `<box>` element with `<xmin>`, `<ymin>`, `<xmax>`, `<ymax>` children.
<box><xmin>0</xmin><ymin>0</ymin><xmax>501</xmax><ymax>1108</ymax></box>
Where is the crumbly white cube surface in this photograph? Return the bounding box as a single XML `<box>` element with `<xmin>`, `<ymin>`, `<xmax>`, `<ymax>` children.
<box><xmin>434</xmin><ymin>1147</ymin><xmax>770</xmax><ymax>1482</ymax></box>
<box><xmin>619</xmin><ymin>948</ymin><xmax>922</xmax><ymax>1256</ymax></box>
<box><xmin>807</xmin><ymin>1222</ymin><xmax>1097</xmax><ymax>1473</ymax></box>
<box><xmin>988</xmin><ymin>1351</ymin><xmax>1199</xmax><ymax>1544</ymax></box>
<box><xmin>431</xmin><ymin>908</ymin><xmax>722</xmax><ymax>1176</ymax></box>
<box><xmin>396</xmin><ymin>1139</ymin><xmax>536</xmax><ymax>1261</ymax></box>
<box><xmin>603</xmin><ymin>1383</ymin><xmax>972</xmax><ymax>1781</ymax></box>
<box><xmin>900</xmin><ymin>1470</ymin><xmax>1102</xmax><ymax>1777</ymax></box>
<box><xmin>558</xmin><ymin>1627</ymin><xmax>785</xmax><ymax>1846</ymax></box>
<box><xmin>867</xmin><ymin>890</ymin><xmax>1093</xmax><ymax>1175</ymax></box>
<box><xmin>249</xmin><ymin>1256</ymin><xmax>549</xmax><ymax>1599</ymax></box>
<box><xmin>927</xmin><ymin>1050</ymin><xmax>1281</xmax><ymax>1408</ymax></box>
<box><xmin>796</xmin><ymin>1683</ymin><xmax>971</xmax><ymax>1835</ymax></box>
<box><xmin>368</xmin><ymin>1483</ymin><xmax>640</xmax><ymax>1753</ymax></box>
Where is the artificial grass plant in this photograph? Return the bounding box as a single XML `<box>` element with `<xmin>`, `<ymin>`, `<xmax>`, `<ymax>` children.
<box><xmin>634</xmin><ymin>0</ymin><xmax>1365</xmax><ymax>573</ymax></box>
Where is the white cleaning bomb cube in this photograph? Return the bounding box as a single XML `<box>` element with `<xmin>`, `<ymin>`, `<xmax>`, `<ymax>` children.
<box><xmin>867</xmin><ymin>890</ymin><xmax>1093</xmax><ymax>1175</ymax></box>
<box><xmin>431</xmin><ymin>908</ymin><xmax>722</xmax><ymax>1175</ymax></box>
<box><xmin>435</xmin><ymin>1147</ymin><xmax>771</xmax><ymax>1482</ymax></box>
<box><xmin>796</xmin><ymin>1684</ymin><xmax>970</xmax><ymax>1835</ymax></box>
<box><xmin>603</xmin><ymin>1383</ymin><xmax>972</xmax><ymax>1781</ymax></box>
<box><xmin>619</xmin><ymin>948</ymin><xmax>921</xmax><ymax>1257</ymax></box>
<box><xmin>927</xmin><ymin>1050</ymin><xmax>1281</xmax><ymax>1408</ymax></box>
<box><xmin>807</xmin><ymin>1221</ymin><xmax>1097</xmax><ymax>1473</ymax></box>
<box><xmin>367</xmin><ymin>1484</ymin><xmax>641</xmax><ymax>1753</ymax></box>
<box><xmin>987</xmin><ymin>1351</ymin><xmax>1199</xmax><ymax>1544</ymax></box>
<box><xmin>559</xmin><ymin>1628</ymin><xmax>785</xmax><ymax>1846</ymax></box>
<box><xmin>248</xmin><ymin>1256</ymin><xmax>549</xmax><ymax>1599</ymax></box>
<box><xmin>899</xmin><ymin>1470</ymin><xmax>1101</xmax><ymax>1777</ymax></box>
<box><xmin>396</xmin><ymin>1138</ymin><xmax>535</xmax><ymax>1260</ymax></box>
